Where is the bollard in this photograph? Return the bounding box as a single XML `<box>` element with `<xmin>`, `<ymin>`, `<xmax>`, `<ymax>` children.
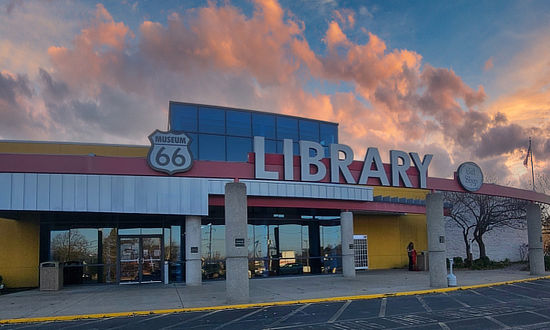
<box><xmin>164</xmin><ymin>261</ymin><xmax>169</xmax><ymax>284</ymax></box>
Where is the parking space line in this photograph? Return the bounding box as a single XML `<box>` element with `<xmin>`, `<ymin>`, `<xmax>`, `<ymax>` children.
<box><xmin>484</xmin><ymin>315</ymin><xmax>510</xmax><ymax>328</ymax></box>
<box><xmin>416</xmin><ymin>296</ymin><xmax>432</xmax><ymax>312</ymax></box>
<box><xmin>470</xmin><ymin>289</ymin><xmax>506</xmax><ymax>303</ymax></box>
<box><xmin>438</xmin><ymin>322</ymin><xmax>451</xmax><ymax>330</ymax></box>
<box><xmin>265</xmin><ymin>303</ymin><xmax>310</xmax><ymax>329</ymax></box>
<box><xmin>442</xmin><ymin>292</ymin><xmax>470</xmax><ymax>307</ymax></box>
<box><xmin>213</xmin><ymin>307</ymin><xmax>264</xmax><ymax>329</ymax></box>
<box><xmin>529</xmin><ymin>310</ymin><xmax>550</xmax><ymax>320</ymax></box>
<box><xmin>328</xmin><ymin>300</ymin><xmax>351</xmax><ymax>323</ymax></box>
<box><xmin>378</xmin><ymin>298</ymin><xmax>387</xmax><ymax>317</ymax></box>
<box><xmin>490</xmin><ymin>286</ymin><xmax>538</xmax><ymax>301</ymax></box>
<box><xmin>109</xmin><ymin>313</ymin><xmax>169</xmax><ymax>329</ymax></box>
<box><xmin>160</xmin><ymin>310</ymin><xmax>221</xmax><ymax>330</ymax></box>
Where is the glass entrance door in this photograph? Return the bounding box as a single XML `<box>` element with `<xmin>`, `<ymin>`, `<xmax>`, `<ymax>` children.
<box><xmin>119</xmin><ymin>236</ymin><xmax>163</xmax><ymax>284</ymax></box>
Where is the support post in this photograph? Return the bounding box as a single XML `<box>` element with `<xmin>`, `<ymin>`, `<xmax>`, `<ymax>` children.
<box><xmin>426</xmin><ymin>193</ymin><xmax>447</xmax><ymax>288</ymax></box>
<box><xmin>527</xmin><ymin>203</ymin><xmax>545</xmax><ymax>275</ymax></box>
<box><xmin>185</xmin><ymin>215</ymin><xmax>202</xmax><ymax>286</ymax></box>
<box><xmin>340</xmin><ymin>211</ymin><xmax>355</xmax><ymax>278</ymax></box>
<box><xmin>225</xmin><ymin>182</ymin><xmax>249</xmax><ymax>304</ymax></box>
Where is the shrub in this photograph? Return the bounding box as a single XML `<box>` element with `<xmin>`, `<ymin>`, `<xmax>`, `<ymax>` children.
<box><xmin>452</xmin><ymin>257</ymin><xmax>464</xmax><ymax>268</ymax></box>
<box><xmin>469</xmin><ymin>257</ymin><xmax>509</xmax><ymax>270</ymax></box>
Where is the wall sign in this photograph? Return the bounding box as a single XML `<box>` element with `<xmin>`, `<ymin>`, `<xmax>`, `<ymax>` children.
<box><xmin>234</xmin><ymin>238</ymin><xmax>245</xmax><ymax>247</ymax></box>
<box><xmin>190</xmin><ymin>247</ymin><xmax>198</xmax><ymax>253</ymax></box>
<box><xmin>457</xmin><ymin>162</ymin><xmax>483</xmax><ymax>192</ymax></box>
<box><xmin>147</xmin><ymin>130</ymin><xmax>193</xmax><ymax>175</ymax></box>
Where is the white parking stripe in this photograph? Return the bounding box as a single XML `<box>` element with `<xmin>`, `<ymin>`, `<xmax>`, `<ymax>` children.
<box><xmin>378</xmin><ymin>298</ymin><xmax>387</xmax><ymax>317</ymax></box>
<box><xmin>442</xmin><ymin>292</ymin><xmax>470</xmax><ymax>307</ymax></box>
<box><xmin>265</xmin><ymin>303</ymin><xmax>310</xmax><ymax>329</ymax></box>
<box><xmin>485</xmin><ymin>315</ymin><xmax>510</xmax><ymax>328</ymax></box>
<box><xmin>328</xmin><ymin>300</ymin><xmax>352</xmax><ymax>323</ymax></box>
<box><xmin>160</xmin><ymin>310</ymin><xmax>221</xmax><ymax>330</ymax></box>
<box><xmin>214</xmin><ymin>307</ymin><xmax>264</xmax><ymax>329</ymax></box>
<box><xmin>416</xmin><ymin>296</ymin><xmax>432</xmax><ymax>312</ymax></box>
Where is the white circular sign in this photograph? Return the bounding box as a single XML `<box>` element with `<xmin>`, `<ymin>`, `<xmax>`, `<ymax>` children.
<box><xmin>457</xmin><ymin>162</ymin><xmax>483</xmax><ymax>192</ymax></box>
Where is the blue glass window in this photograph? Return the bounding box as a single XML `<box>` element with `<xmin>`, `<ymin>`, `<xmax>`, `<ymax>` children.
<box><xmin>276</xmin><ymin>117</ymin><xmax>298</xmax><ymax>140</ymax></box>
<box><xmin>252</xmin><ymin>113</ymin><xmax>276</xmax><ymax>139</ymax></box>
<box><xmin>276</xmin><ymin>141</ymin><xmax>299</xmax><ymax>155</ymax></box>
<box><xmin>226</xmin><ymin>137</ymin><xmax>252</xmax><ymax>162</ymax></box>
<box><xmin>198</xmin><ymin>134</ymin><xmax>225</xmax><ymax>161</ymax></box>
<box><xmin>299</xmin><ymin>120</ymin><xmax>319</xmax><ymax>141</ymax></box>
<box><xmin>265</xmin><ymin>139</ymin><xmax>277</xmax><ymax>154</ymax></box>
<box><xmin>188</xmin><ymin>133</ymin><xmax>198</xmax><ymax>160</ymax></box>
<box><xmin>199</xmin><ymin>107</ymin><xmax>225</xmax><ymax>134</ymax></box>
<box><xmin>320</xmin><ymin>123</ymin><xmax>338</xmax><ymax>146</ymax></box>
<box><xmin>226</xmin><ymin>111</ymin><xmax>251</xmax><ymax>137</ymax></box>
<box><xmin>170</xmin><ymin>104</ymin><xmax>197</xmax><ymax>132</ymax></box>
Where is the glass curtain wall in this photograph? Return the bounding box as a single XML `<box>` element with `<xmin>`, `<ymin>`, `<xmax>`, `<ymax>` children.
<box><xmin>169</xmin><ymin>102</ymin><xmax>339</xmax><ymax>162</ymax></box>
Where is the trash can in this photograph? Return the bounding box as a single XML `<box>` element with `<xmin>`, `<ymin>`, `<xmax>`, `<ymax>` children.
<box><xmin>40</xmin><ymin>261</ymin><xmax>63</xmax><ymax>291</ymax></box>
<box><xmin>417</xmin><ymin>251</ymin><xmax>429</xmax><ymax>271</ymax></box>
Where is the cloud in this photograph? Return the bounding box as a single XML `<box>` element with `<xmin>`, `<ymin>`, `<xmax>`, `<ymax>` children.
<box><xmin>484</xmin><ymin>57</ymin><xmax>494</xmax><ymax>71</ymax></box>
<box><xmin>1</xmin><ymin>0</ymin><xmax>549</xmax><ymax>188</ymax></box>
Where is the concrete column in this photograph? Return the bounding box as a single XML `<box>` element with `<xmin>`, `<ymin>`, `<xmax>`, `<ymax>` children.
<box><xmin>225</xmin><ymin>182</ymin><xmax>249</xmax><ymax>304</ymax></box>
<box><xmin>527</xmin><ymin>203</ymin><xmax>545</xmax><ymax>275</ymax></box>
<box><xmin>426</xmin><ymin>193</ymin><xmax>447</xmax><ymax>288</ymax></box>
<box><xmin>185</xmin><ymin>215</ymin><xmax>202</xmax><ymax>286</ymax></box>
<box><xmin>340</xmin><ymin>211</ymin><xmax>355</xmax><ymax>278</ymax></box>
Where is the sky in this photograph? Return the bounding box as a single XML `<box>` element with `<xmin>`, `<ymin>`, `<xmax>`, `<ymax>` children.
<box><xmin>1</xmin><ymin>0</ymin><xmax>550</xmax><ymax>189</ymax></box>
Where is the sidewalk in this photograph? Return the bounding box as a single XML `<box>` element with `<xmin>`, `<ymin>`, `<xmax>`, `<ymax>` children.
<box><xmin>1</xmin><ymin>268</ymin><xmax>548</xmax><ymax>322</ymax></box>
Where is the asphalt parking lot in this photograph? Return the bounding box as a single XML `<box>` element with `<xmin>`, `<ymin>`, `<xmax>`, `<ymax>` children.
<box><xmin>3</xmin><ymin>279</ymin><xmax>550</xmax><ymax>329</ymax></box>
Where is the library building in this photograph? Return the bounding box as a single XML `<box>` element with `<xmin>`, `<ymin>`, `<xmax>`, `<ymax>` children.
<box><xmin>1</xmin><ymin>102</ymin><xmax>548</xmax><ymax>290</ymax></box>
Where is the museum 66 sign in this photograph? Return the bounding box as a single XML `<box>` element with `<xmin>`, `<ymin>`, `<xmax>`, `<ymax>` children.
<box><xmin>147</xmin><ymin>130</ymin><xmax>193</xmax><ymax>175</ymax></box>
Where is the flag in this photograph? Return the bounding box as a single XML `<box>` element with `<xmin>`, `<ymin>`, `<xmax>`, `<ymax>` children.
<box><xmin>523</xmin><ymin>139</ymin><xmax>531</xmax><ymax>167</ymax></box>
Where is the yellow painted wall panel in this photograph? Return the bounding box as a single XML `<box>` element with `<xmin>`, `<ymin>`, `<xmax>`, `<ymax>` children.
<box><xmin>0</xmin><ymin>141</ymin><xmax>148</xmax><ymax>157</ymax></box>
<box><xmin>0</xmin><ymin>217</ymin><xmax>40</xmax><ymax>288</ymax></box>
<box><xmin>354</xmin><ymin>214</ymin><xmax>427</xmax><ymax>269</ymax></box>
<box><xmin>372</xmin><ymin>186</ymin><xmax>429</xmax><ymax>200</ymax></box>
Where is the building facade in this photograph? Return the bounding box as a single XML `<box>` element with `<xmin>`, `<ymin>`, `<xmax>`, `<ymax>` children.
<box><xmin>0</xmin><ymin>102</ymin><xmax>545</xmax><ymax>288</ymax></box>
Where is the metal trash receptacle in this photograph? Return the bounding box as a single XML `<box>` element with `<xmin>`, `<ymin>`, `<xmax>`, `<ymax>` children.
<box><xmin>40</xmin><ymin>261</ymin><xmax>63</xmax><ymax>291</ymax></box>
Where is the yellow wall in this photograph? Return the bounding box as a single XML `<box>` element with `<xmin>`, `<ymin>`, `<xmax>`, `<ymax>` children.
<box><xmin>355</xmin><ymin>186</ymin><xmax>429</xmax><ymax>269</ymax></box>
<box><xmin>0</xmin><ymin>216</ymin><xmax>40</xmax><ymax>288</ymax></box>
<box><xmin>354</xmin><ymin>214</ymin><xmax>427</xmax><ymax>269</ymax></box>
<box><xmin>0</xmin><ymin>141</ymin><xmax>148</xmax><ymax>157</ymax></box>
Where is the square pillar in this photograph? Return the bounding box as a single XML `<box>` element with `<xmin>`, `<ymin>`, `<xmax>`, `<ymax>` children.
<box><xmin>426</xmin><ymin>193</ymin><xmax>447</xmax><ymax>288</ymax></box>
<box><xmin>527</xmin><ymin>203</ymin><xmax>545</xmax><ymax>275</ymax></box>
<box><xmin>185</xmin><ymin>216</ymin><xmax>202</xmax><ymax>286</ymax></box>
<box><xmin>225</xmin><ymin>182</ymin><xmax>249</xmax><ymax>304</ymax></box>
<box><xmin>340</xmin><ymin>211</ymin><xmax>355</xmax><ymax>278</ymax></box>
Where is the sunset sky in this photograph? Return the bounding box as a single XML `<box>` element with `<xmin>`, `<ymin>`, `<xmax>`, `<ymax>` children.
<box><xmin>1</xmin><ymin>0</ymin><xmax>550</xmax><ymax>189</ymax></box>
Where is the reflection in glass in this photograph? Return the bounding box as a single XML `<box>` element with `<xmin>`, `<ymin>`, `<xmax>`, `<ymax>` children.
<box><xmin>227</xmin><ymin>110</ymin><xmax>251</xmax><ymax>136</ymax></box>
<box><xmin>119</xmin><ymin>237</ymin><xmax>140</xmax><ymax>283</ymax></box>
<box><xmin>226</xmin><ymin>137</ymin><xmax>252</xmax><ymax>162</ymax></box>
<box><xmin>199</xmin><ymin>134</ymin><xmax>225</xmax><ymax>161</ymax></box>
<box><xmin>321</xmin><ymin>226</ymin><xmax>342</xmax><ymax>274</ymax></box>
<box><xmin>276</xmin><ymin>117</ymin><xmax>298</xmax><ymax>140</ymax></box>
<box><xmin>170</xmin><ymin>104</ymin><xmax>198</xmax><ymax>132</ymax></box>
<box><xmin>299</xmin><ymin>119</ymin><xmax>320</xmax><ymax>141</ymax></box>
<box><xmin>199</xmin><ymin>107</ymin><xmax>225</xmax><ymax>134</ymax></box>
<box><xmin>201</xmin><ymin>224</ymin><xmax>226</xmax><ymax>280</ymax></box>
<box><xmin>252</xmin><ymin>113</ymin><xmax>276</xmax><ymax>139</ymax></box>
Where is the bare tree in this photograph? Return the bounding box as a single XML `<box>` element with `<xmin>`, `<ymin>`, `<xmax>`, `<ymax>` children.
<box><xmin>51</xmin><ymin>230</ymin><xmax>91</xmax><ymax>262</ymax></box>
<box><xmin>444</xmin><ymin>192</ymin><xmax>476</xmax><ymax>263</ymax></box>
<box><xmin>445</xmin><ymin>192</ymin><xmax>527</xmax><ymax>259</ymax></box>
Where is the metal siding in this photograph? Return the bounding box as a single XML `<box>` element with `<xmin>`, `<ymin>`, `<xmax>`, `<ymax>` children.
<box><xmin>111</xmin><ymin>176</ymin><xmax>124</xmax><ymax>212</ymax></box>
<box><xmin>181</xmin><ymin>179</ymin><xmax>191</xmax><ymax>213</ymax></box>
<box><xmin>74</xmin><ymin>175</ymin><xmax>87</xmax><ymax>211</ymax></box>
<box><xmin>134</xmin><ymin>176</ymin><xmax>147</xmax><ymax>213</ymax></box>
<box><xmin>99</xmin><ymin>175</ymin><xmax>112</xmax><ymax>212</ymax></box>
<box><xmin>157</xmin><ymin>177</ymin><xmax>170</xmax><ymax>212</ymax></box>
<box><xmin>123</xmin><ymin>176</ymin><xmax>135</xmax><ymax>212</ymax></box>
<box><xmin>87</xmin><ymin>175</ymin><xmax>100</xmax><ymax>212</ymax></box>
<box><xmin>11</xmin><ymin>173</ymin><xmax>24</xmax><ymax>209</ymax></box>
<box><xmin>0</xmin><ymin>174</ymin><xmax>11</xmax><ymax>209</ymax></box>
<box><xmin>36</xmin><ymin>174</ymin><xmax>50</xmax><ymax>210</ymax></box>
<box><xmin>145</xmin><ymin>176</ymin><xmax>158</xmax><ymax>214</ymax></box>
<box><xmin>169</xmin><ymin>178</ymin><xmax>180</xmax><ymax>214</ymax></box>
<box><xmin>49</xmin><ymin>174</ymin><xmax>63</xmax><ymax>211</ymax></box>
<box><xmin>23</xmin><ymin>173</ymin><xmax>37</xmax><ymax>210</ymax></box>
<box><xmin>62</xmin><ymin>175</ymin><xmax>75</xmax><ymax>211</ymax></box>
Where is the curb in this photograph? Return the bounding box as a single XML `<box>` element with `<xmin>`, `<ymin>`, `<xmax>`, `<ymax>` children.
<box><xmin>2</xmin><ymin>275</ymin><xmax>550</xmax><ymax>325</ymax></box>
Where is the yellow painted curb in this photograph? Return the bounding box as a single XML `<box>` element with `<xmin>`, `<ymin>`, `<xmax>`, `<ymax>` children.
<box><xmin>2</xmin><ymin>275</ymin><xmax>550</xmax><ymax>325</ymax></box>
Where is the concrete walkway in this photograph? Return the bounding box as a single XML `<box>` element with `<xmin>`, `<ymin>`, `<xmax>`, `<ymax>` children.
<box><xmin>1</xmin><ymin>268</ymin><xmax>548</xmax><ymax>322</ymax></box>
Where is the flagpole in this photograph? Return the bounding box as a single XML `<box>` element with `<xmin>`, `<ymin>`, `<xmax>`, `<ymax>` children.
<box><xmin>530</xmin><ymin>137</ymin><xmax>535</xmax><ymax>191</ymax></box>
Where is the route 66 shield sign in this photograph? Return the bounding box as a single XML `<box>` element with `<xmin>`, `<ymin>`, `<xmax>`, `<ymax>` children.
<box><xmin>147</xmin><ymin>130</ymin><xmax>193</xmax><ymax>175</ymax></box>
